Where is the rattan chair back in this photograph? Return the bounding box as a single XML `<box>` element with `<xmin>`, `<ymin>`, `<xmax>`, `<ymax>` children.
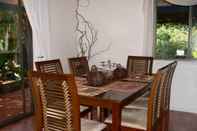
<box><xmin>35</xmin><ymin>59</ymin><xmax>63</xmax><ymax>74</ymax></box>
<box><xmin>147</xmin><ymin>63</ymin><xmax>171</xmax><ymax>131</ymax></box>
<box><xmin>29</xmin><ymin>72</ymin><xmax>80</xmax><ymax>131</ymax></box>
<box><xmin>68</xmin><ymin>57</ymin><xmax>89</xmax><ymax>77</ymax></box>
<box><xmin>165</xmin><ymin>61</ymin><xmax>177</xmax><ymax>111</ymax></box>
<box><xmin>160</xmin><ymin>61</ymin><xmax>177</xmax><ymax>131</ymax></box>
<box><xmin>127</xmin><ymin>56</ymin><xmax>153</xmax><ymax>75</ymax></box>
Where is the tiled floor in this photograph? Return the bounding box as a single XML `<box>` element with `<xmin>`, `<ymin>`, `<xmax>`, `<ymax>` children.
<box><xmin>0</xmin><ymin>88</ymin><xmax>32</xmax><ymax>123</ymax></box>
<box><xmin>0</xmin><ymin>111</ymin><xmax>197</xmax><ymax>131</ymax></box>
<box><xmin>0</xmin><ymin>117</ymin><xmax>33</xmax><ymax>131</ymax></box>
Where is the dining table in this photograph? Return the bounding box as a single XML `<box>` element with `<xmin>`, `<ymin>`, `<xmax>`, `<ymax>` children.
<box><xmin>76</xmin><ymin>74</ymin><xmax>154</xmax><ymax>131</ymax></box>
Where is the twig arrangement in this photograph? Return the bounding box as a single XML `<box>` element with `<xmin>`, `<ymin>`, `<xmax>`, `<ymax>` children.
<box><xmin>75</xmin><ymin>0</ymin><xmax>111</xmax><ymax>60</ymax></box>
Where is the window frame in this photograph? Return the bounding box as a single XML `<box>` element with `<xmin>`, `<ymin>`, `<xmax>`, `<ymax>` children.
<box><xmin>154</xmin><ymin>3</ymin><xmax>197</xmax><ymax>60</ymax></box>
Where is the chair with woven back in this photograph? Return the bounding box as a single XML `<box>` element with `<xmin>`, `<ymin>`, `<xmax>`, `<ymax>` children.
<box><xmin>35</xmin><ymin>59</ymin><xmax>90</xmax><ymax>117</ymax></box>
<box><xmin>68</xmin><ymin>57</ymin><xmax>89</xmax><ymax>77</ymax></box>
<box><xmin>124</xmin><ymin>56</ymin><xmax>154</xmax><ymax>110</ymax></box>
<box><xmin>35</xmin><ymin>59</ymin><xmax>64</xmax><ymax>74</ymax></box>
<box><xmin>68</xmin><ymin>57</ymin><xmax>102</xmax><ymax>120</ymax></box>
<box><xmin>161</xmin><ymin>61</ymin><xmax>177</xmax><ymax>131</ymax></box>
<box><xmin>105</xmin><ymin>62</ymin><xmax>173</xmax><ymax>131</ymax></box>
<box><xmin>125</xmin><ymin>61</ymin><xmax>177</xmax><ymax>111</ymax></box>
<box><xmin>127</xmin><ymin>56</ymin><xmax>153</xmax><ymax>75</ymax></box>
<box><xmin>29</xmin><ymin>71</ymin><xmax>106</xmax><ymax>131</ymax></box>
<box><xmin>164</xmin><ymin>61</ymin><xmax>177</xmax><ymax>113</ymax></box>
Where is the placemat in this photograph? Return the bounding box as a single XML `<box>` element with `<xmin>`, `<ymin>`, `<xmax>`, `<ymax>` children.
<box><xmin>104</xmin><ymin>81</ymin><xmax>148</xmax><ymax>93</ymax></box>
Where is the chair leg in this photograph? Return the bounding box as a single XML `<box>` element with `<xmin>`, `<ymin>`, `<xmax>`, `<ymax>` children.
<box><xmin>80</xmin><ymin>106</ymin><xmax>94</xmax><ymax>119</ymax></box>
<box><xmin>87</xmin><ymin>107</ymin><xmax>94</xmax><ymax>120</ymax></box>
<box><xmin>101</xmin><ymin>108</ymin><xmax>110</xmax><ymax>121</ymax></box>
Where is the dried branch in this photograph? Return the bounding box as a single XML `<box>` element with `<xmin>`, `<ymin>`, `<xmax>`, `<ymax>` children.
<box><xmin>91</xmin><ymin>42</ymin><xmax>112</xmax><ymax>58</ymax></box>
<box><xmin>75</xmin><ymin>0</ymin><xmax>111</xmax><ymax>60</ymax></box>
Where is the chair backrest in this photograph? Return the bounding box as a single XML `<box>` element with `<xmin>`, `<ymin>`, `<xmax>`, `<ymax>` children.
<box><xmin>68</xmin><ymin>57</ymin><xmax>89</xmax><ymax>77</ymax></box>
<box><xmin>164</xmin><ymin>61</ymin><xmax>177</xmax><ymax>112</ymax></box>
<box><xmin>127</xmin><ymin>56</ymin><xmax>153</xmax><ymax>75</ymax></box>
<box><xmin>29</xmin><ymin>72</ymin><xmax>81</xmax><ymax>131</ymax></box>
<box><xmin>35</xmin><ymin>59</ymin><xmax>63</xmax><ymax>74</ymax></box>
<box><xmin>160</xmin><ymin>61</ymin><xmax>177</xmax><ymax>131</ymax></box>
<box><xmin>147</xmin><ymin>63</ymin><xmax>171</xmax><ymax>131</ymax></box>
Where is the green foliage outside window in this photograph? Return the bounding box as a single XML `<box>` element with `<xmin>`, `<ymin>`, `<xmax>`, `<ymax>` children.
<box><xmin>191</xmin><ymin>26</ymin><xmax>197</xmax><ymax>58</ymax></box>
<box><xmin>0</xmin><ymin>11</ymin><xmax>17</xmax><ymax>52</ymax></box>
<box><xmin>155</xmin><ymin>23</ymin><xmax>188</xmax><ymax>59</ymax></box>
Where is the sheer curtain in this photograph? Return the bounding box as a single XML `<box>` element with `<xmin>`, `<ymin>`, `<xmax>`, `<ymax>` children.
<box><xmin>165</xmin><ymin>0</ymin><xmax>197</xmax><ymax>6</ymax></box>
<box><xmin>142</xmin><ymin>0</ymin><xmax>155</xmax><ymax>56</ymax></box>
<box><xmin>23</xmin><ymin>0</ymin><xmax>51</xmax><ymax>62</ymax></box>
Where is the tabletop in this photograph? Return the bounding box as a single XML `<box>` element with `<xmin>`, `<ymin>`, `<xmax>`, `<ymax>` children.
<box><xmin>76</xmin><ymin>75</ymin><xmax>153</xmax><ymax>103</ymax></box>
<box><xmin>75</xmin><ymin>75</ymin><xmax>153</xmax><ymax>131</ymax></box>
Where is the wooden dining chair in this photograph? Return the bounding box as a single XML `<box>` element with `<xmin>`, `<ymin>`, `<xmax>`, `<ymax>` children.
<box><xmin>124</xmin><ymin>61</ymin><xmax>177</xmax><ymax>111</ymax></box>
<box><xmin>127</xmin><ymin>56</ymin><xmax>153</xmax><ymax>75</ymax></box>
<box><xmin>105</xmin><ymin>62</ymin><xmax>172</xmax><ymax>131</ymax></box>
<box><xmin>68</xmin><ymin>57</ymin><xmax>104</xmax><ymax>120</ymax></box>
<box><xmin>35</xmin><ymin>59</ymin><xmax>91</xmax><ymax>117</ymax></box>
<box><xmin>68</xmin><ymin>57</ymin><xmax>89</xmax><ymax>77</ymax></box>
<box><xmin>29</xmin><ymin>71</ymin><xmax>106</xmax><ymax>131</ymax></box>
<box><xmin>161</xmin><ymin>61</ymin><xmax>177</xmax><ymax>131</ymax></box>
<box><xmin>35</xmin><ymin>59</ymin><xmax>64</xmax><ymax>74</ymax></box>
<box><xmin>164</xmin><ymin>61</ymin><xmax>177</xmax><ymax>113</ymax></box>
<box><xmin>124</xmin><ymin>55</ymin><xmax>154</xmax><ymax>110</ymax></box>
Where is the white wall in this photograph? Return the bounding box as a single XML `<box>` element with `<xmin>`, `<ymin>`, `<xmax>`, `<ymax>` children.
<box><xmin>48</xmin><ymin>0</ymin><xmax>77</xmax><ymax>73</ymax></box>
<box><xmin>78</xmin><ymin>0</ymin><xmax>145</xmax><ymax>66</ymax></box>
<box><xmin>154</xmin><ymin>60</ymin><xmax>197</xmax><ymax>113</ymax></box>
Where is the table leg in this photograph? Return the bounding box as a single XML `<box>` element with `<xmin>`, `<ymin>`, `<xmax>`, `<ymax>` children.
<box><xmin>112</xmin><ymin>104</ymin><xmax>121</xmax><ymax>131</ymax></box>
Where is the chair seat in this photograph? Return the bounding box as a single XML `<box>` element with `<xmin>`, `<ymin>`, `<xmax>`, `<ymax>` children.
<box><xmin>48</xmin><ymin>101</ymin><xmax>89</xmax><ymax>114</ymax></box>
<box><xmin>46</xmin><ymin>109</ymin><xmax>106</xmax><ymax>131</ymax></box>
<box><xmin>124</xmin><ymin>97</ymin><xmax>148</xmax><ymax>110</ymax></box>
<box><xmin>105</xmin><ymin>108</ymin><xmax>147</xmax><ymax>130</ymax></box>
<box><xmin>81</xmin><ymin>118</ymin><xmax>106</xmax><ymax>131</ymax></box>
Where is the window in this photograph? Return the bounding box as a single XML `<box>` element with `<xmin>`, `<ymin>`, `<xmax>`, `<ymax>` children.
<box><xmin>0</xmin><ymin>1</ymin><xmax>33</xmax><ymax>127</ymax></box>
<box><xmin>155</xmin><ymin>1</ymin><xmax>197</xmax><ymax>59</ymax></box>
<box><xmin>0</xmin><ymin>9</ymin><xmax>18</xmax><ymax>80</ymax></box>
<box><xmin>191</xmin><ymin>7</ymin><xmax>197</xmax><ymax>58</ymax></box>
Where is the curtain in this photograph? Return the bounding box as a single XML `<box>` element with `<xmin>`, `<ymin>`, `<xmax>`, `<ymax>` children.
<box><xmin>142</xmin><ymin>0</ymin><xmax>155</xmax><ymax>56</ymax></box>
<box><xmin>23</xmin><ymin>0</ymin><xmax>50</xmax><ymax>62</ymax></box>
<box><xmin>165</xmin><ymin>0</ymin><xmax>197</xmax><ymax>6</ymax></box>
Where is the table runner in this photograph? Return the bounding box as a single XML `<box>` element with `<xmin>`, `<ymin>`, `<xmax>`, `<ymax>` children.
<box><xmin>76</xmin><ymin>77</ymin><xmax>149</xmax><ymax>96</ymax></box>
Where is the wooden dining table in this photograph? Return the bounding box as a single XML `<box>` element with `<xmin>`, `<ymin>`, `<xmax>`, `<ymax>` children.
<box><xmin>76</xmin><ymin>74</ymin><xmax>154</xmax><ymax>131</ymax></box>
